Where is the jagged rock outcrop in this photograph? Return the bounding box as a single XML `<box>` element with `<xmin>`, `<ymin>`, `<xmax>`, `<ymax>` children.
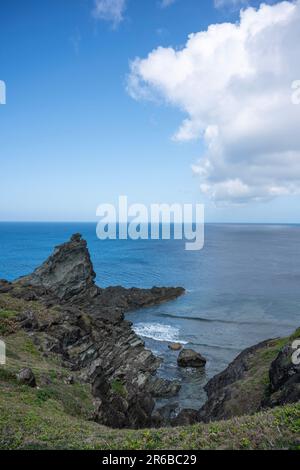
<box><xmin>1</xmin><ymin>234</ymin><xmax>184</xmax><ymax>428</ymax></box>
<box><xmin>14</xmin><ymin>233</ymin><xmax>184</xmax><ymax>321</ymax></box>
<box><xmin>16</xmin><ymin>234</ymin><xmax>96</xmax><ymax>302</ymax></box>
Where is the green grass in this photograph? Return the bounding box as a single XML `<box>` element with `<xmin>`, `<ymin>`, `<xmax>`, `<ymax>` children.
<box><xmin>111</xmin><ymin>379</ymin><xmax>127</xmax><ymax>397</ymax></box>
<box><xmin>0</xmin><ymin>309</ymin><xmax>17</xmax><ymax>320</ymax></box>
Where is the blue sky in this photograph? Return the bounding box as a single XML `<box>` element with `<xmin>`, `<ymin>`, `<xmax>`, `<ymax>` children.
<box><xmin>0</xmin><ymin>0</ymin><xmax>300</xmax><ymax>222</ymax></box>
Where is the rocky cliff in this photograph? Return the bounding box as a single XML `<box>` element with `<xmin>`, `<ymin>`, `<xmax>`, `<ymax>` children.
<box><xmin>198</xmin><ymin>329</ymin><xmax>300</xmax><ymax>423</ymax></box>
<box><xmin>0</xmin><ymin>234</ymin><xmax>184</xmax><ymax>428</ymax></box>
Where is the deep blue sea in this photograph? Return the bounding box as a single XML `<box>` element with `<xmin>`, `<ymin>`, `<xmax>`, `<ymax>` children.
<box><xmin>1</xmin><ymin>222</ymin><xmax>300</xmax><ymax>410</ymax></box>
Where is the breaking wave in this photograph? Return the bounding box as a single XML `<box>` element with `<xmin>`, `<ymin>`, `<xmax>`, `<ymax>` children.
<box><xmin>133</xmin><ymin>322</ymin><xmax>187</xmax><ymax>344</ymax></box>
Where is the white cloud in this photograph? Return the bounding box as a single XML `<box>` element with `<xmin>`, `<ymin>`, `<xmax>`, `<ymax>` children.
<box><xmin>127</xmin><ymin>1</ymin><xmax>300</xmax><ymax>204</ymax></box>
<box><xmin>93</xmin><ymin>0</ymin><xmax>126</xmax><ymax>27</ymax></box>
<box><xmin>161</xmin><ymin>0</ymin><xmax>176</xmax><ymax>7</ymax></box>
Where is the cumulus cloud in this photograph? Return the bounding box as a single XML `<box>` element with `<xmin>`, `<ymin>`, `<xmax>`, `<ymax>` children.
<box><xmin>127</xmin><ymin>1</ymin><xmax>300</xmax><ymax>204</ymax></box>
<box><xmin>93</xmin><ymin>0</ymin><xmax>126</xmax><ymax>27</ymax></box>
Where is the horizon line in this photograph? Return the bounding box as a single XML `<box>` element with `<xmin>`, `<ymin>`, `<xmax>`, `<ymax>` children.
<box><xmin>0</xmin><ymin>221</ymin><xmax>300</xmax><ymax>225</ymax></box>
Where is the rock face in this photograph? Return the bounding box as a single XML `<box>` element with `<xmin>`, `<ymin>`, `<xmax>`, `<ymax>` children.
<box><xmin>4</xmin><ymin>234</ymin><xmax>185</xmax><ymax>428</ymax></box>
<box><xmin>198</xmin><ymin>331</ymin><xmax>300</xmax><ymax>423</ymax></box>
<box><xmin>177</xmin><ymin>349</ymin><xmax>206</xmax><ymax>368</ymax></box>
<box><xmin>198</xmin><ymin>340</ymin><xmax>271</xmax><ymax>422</ymax></box>
<box><xmin>17</xmin><ymin>234</ymin><xmax>96</xmax><ymax>302</ymax></box>
<box><xmin>267</xmin><ymin>343</ymin><xmax>300</xmax><ymax>407</ymax></box>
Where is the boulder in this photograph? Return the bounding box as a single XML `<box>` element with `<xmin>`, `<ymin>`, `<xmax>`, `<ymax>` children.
<box><xmin>177</xmin><ymin>349</ymin><xmax>206</xmax><ymax>368</ymax></box>
<box><xmin>16</xmin><ymin>368</ymin><xmax>36</xmax><ymax>387</ymax></box>
<box><xmin>168</xmin><ymin>343</ymin><xmax>182</xmax><ymax>351</ymax></box>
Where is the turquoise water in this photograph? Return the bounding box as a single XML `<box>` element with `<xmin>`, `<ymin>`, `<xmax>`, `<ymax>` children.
<box><xmin>1</xmin><ymin>222</ymin><xmax>300</xmax><ymax>409</ymax></box>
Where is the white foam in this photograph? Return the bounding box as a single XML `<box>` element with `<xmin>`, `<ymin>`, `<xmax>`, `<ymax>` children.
<box><xmin>133</xmin><ymin>322</ymin><xmax>187</xmax><ymax>344</ymax></box>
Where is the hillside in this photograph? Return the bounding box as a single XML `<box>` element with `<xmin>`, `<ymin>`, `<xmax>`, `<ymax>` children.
<box><xmin>0</xmin><ymin>324</ymin><xmax>299</xmax><ymax>450</ymax></box>
<box><xmin>0</xmin><ymin>293</ymin><xmax>300</xmax><ymax>450</ymax></box>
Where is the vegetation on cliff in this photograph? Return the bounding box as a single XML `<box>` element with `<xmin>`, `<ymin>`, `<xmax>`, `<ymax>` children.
<box><xmin>0</xmin><ymin>297</ymin><xmax>299</xmax><ymax>450</ymax></box>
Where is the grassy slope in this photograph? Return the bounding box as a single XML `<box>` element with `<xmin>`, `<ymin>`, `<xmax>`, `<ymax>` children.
<box><xmin>0</xmin><ymin>299</ymin><xmax>300</xmax><ymax>450</ymax></box>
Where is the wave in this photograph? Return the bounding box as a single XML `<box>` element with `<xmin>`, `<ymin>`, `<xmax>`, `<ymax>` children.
<box><xmin>133</xmin><ymin>322</ymin><xmax>188</xmax><ymax>344</ymax></box>
<box><xmin>156</xmin><ymin>312</ymin><xmax>294</xmax><ymax>328</ymax></box>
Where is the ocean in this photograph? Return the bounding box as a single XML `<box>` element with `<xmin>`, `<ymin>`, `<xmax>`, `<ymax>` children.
<box><xmin>1</xmin><ymin>222</ymin><xmax>300</xmax><ymax>410</ymax></box>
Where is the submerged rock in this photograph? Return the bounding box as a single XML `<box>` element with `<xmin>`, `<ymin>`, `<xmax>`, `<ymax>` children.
<box><xmin>177</xmin><ymin>349</ymin><xmax>206</xmax><ymax>368</ymax></box>
<box><xmin>168</xmin><ymin>342</ymin><xmax>182</xmax><ymax>351</ymax></box>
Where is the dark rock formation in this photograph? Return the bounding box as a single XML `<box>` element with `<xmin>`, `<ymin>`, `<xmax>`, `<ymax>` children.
<box><xmin>177</xmin><ymin>349</ymin><xmax>206</xmax><ymax>368</ymax></box>
<box><xmin>198</xmin><ymin>340</ymin><xmax>270</xmax><ymax>422</ymax></box>
<box><xmin>16</xmin><ymin>368</ymin><xmax>36</xmax><ymax>387</ymax></box>
<box><xmin>266</xmin><ymin>343</ymin><xmax>300</xmax><ymax>407</ymax></box>
<box><xmin>198</xmin><ymin>330</ymin><xmax>300</xmax><ymax>423</ymax></box>
<box><xmin>5</xmin><ymin>234</ymin><xmax>184</xmax><ymax>428</ymax></box>
<box><xmin>17</xmin><ymin>233</ymin><xmax>96</xmax><ymax>302</ymax></box>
